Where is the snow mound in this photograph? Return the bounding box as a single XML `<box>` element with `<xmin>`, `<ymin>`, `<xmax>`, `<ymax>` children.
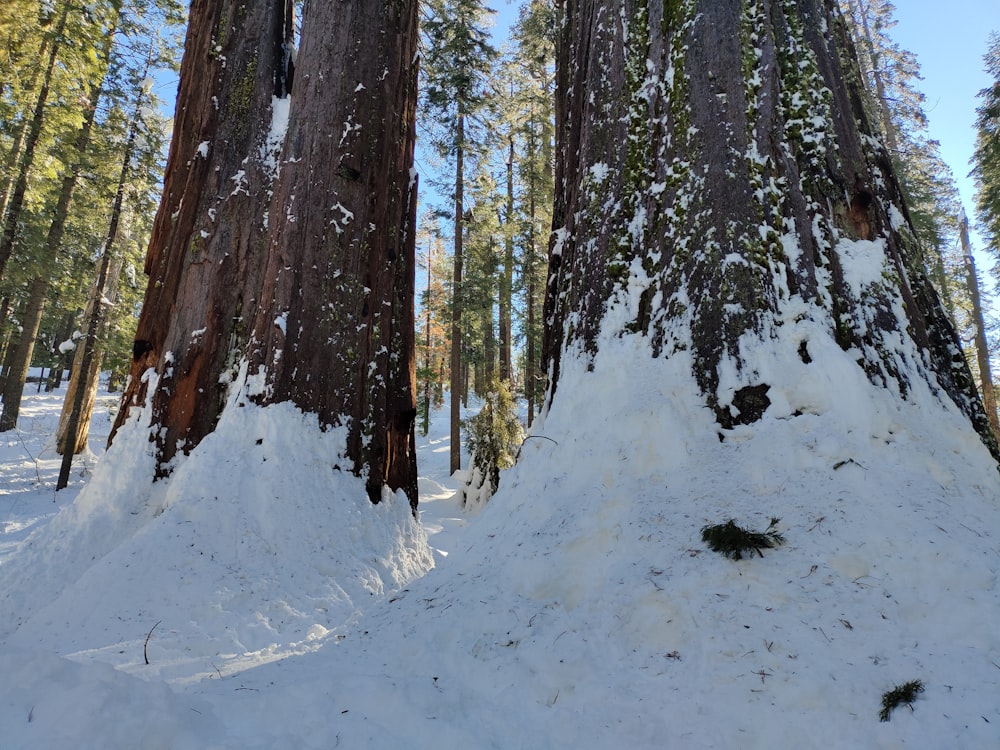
<box><xmin>209</xmin><ymin>334</ymin><xmax>999</xmax><ymax>748</ymax></box>
<box><xmin>1</xmin><ymin>332</ymin><xmax>998</xmax><ymax>748</ymax></box>
<box><xmin>0</xmin><ymin>397</ymin><xmax>433</xmax><ymax>683</ymax></box>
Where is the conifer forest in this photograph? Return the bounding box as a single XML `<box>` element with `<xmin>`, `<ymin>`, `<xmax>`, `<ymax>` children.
<box><xmin>1</xmin><ymin>1</ymin><xmax>999</xmax><ymax>747</ymax></box>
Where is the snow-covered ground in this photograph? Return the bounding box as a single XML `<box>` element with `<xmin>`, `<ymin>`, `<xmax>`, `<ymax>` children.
<box><xmin>1</xmin><ymin>344</ymin><xmax>999</xmax><ymax>749</ymax></box>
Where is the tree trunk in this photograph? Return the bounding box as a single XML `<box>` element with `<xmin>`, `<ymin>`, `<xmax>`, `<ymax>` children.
<box><xmin>423</xmin><ymin>243</ymin><xmax>433</xmax><ymax>436</ymax></box>
<box><xmin>500</xmin><ymin>135</ymin><xmax>514</xmax><ymax>382</ymax></box>
<box><xmin>526</xmin><ymin>264</ymin><xmax>537</xmax><ymax>426</ymax></box>
<box><xmin>959</xmin><ymin>215</ymin><xmax>999</xmax><ymax>436</ymax></box>
<box><xmin>108</xmin><ymin>0</ymin><xmax>296</xmax><ymax>474</ymax></box>
<box><xmin>0</xmin><ymin>2</ymin><xmax>69</xmax><ymax>283</ymax></box>
<box><xmin>450</xmin><ymin>113</ymin><xmax>466</xmax><ymax>475</ymax></box>
<box><xmin>0</xmin><ymin>276</ymin><xmax>46</xmax><ymax>431</ymax></box>
<box><xmin>55</xmin><ymin>257</ymin><xmax>122</xmax><ymax>455</ymax></box>
<box><xmin>58</xmin><ymin>73</ymin><xmax>145</xmax><ymax>486</ymax></box>
<box><xmin>0</xmin><ymin>296</ymin><xmax>12</xmax><ymax>369</ymax></box>
<box><xmin>46</xmin><ymin>310</ymin><xmax>75</xmax><ymax>392</ymax></box>
<box><xmin>246</xmin><ymin>0</ymin><xmax>420</xmax><ymax>508</ymax></box>
<box><xmin>545</xmin><ymin>0</ymin><xmax>999</xmax><ymax>460</ymax></box>
<box><xmin>0</xmin><ymin>35</ymin><xmax>49</xmax><ymax>222</ymax></box>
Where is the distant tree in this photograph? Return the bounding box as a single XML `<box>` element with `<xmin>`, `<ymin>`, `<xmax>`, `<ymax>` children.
<box><xmin>545</xmin><ymin>0</ymin><xmax>998</xmax><ymax>460</ymax></box>
<box><xmin>421</xmin><ymin>0</ymin><xmax>498</xmax><ymax>474</ymax></box>
<box><xmin>460</xmin><ymin>376</ymin><xmax>523</xmax><ymax>510</ymax></box>
<box><xmin>510</xmin><ymin>0</ymin><xmax>555</xmax><ymax>425</ymax></box>
<box><xmin>956</xmin><ymin>213</ymin><xmax>999</xmax><ymax>435</ymax></box>
<box><xmin>416</xmin><ymin>212</ymin><xmax>451</xmax><ymax>435</ymax></box>
<box><xmin>973</xmin><ymin>31</ymin><xmax>1000</xmax><ymax>270</ymax></box>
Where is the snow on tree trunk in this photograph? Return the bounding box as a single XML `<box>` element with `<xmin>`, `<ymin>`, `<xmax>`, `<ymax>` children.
<box><xmin>544</xmin><ymin>0</ymin><xmax>999</xmax><ymax>460</ymax></box>
<box><xmin>56</xmin><ymin>256</ymin><xmax>123</xmax><ymax>456</ymax></box>
<box><xmin>246</xmin><ymin>0</ymin><xmax>420</xmax><ymax>508</ymax></box>
<box><xmin>109</xmin><ymin>0</ymin><xmax>295</xmax><ymax>473</ymax></box>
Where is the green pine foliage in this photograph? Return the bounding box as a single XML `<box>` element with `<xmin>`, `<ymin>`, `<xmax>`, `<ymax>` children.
<box><xmin>461</xmin><ymin>378</ymin><xmax>524</xmax><ymax>508</ymax></box>
<box><xmin>0</xmin><ymin>0</ymin><xmax>180</xmax><ymax>388</ymax></box>
<box><xmin>701</xmin><ymin>518</ymin><xmax>785</xmax><ymax>560</ymax></box>
<box><xmin>973</xmin><ymin>32</ymin><xmax>1000</xmax><ymax>271</ymax></box>
<box><xmin>879</xmin><ymin>679</ymin><xmax>925</xmax><ymax>722</ymax></box>
<box><xmin>420</xmin><ymin>0</ymin><xmax>498</xmax><ymax>162</ymax></box>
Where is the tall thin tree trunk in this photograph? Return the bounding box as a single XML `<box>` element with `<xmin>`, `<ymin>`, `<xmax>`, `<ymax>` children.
<box><xmin>58</xmin><ymin>80</ymin><xmax>144</xmax><ymax>487</ymax></box>
<box><xmin>500</xmin><ymin>135</ymin><xmax>514</xmax><ymax>382</ymax></box>
<box><xmin>423</xmin><ymin>240</ymin><xmax>433</xmax><ymax>436</ymax></box>
<box><xmin>46</xmin><ymin>310</ymin><xmax>75</xmax><ymax>392</ymax></box>
<box><xmin>0</xmin><ymin>3</ymin><xmax>69</xmax><ymax>283</ymax></box>
<box><xmin>0</xmin><ymin>35</ymin><xmax>50</xmax><ymax>222</ymax></box>
<box><xmin>450</xmin><ymin>113</ymin><xmax>466</xmax><ymax>475</ymax></box>
<box><xmin>525</xmin><ymin>116</ymin><xmax>539</xmax><ymax>426</ymax></box>
<box><xmin>56</xmin><ymin>257</ymin><xmax>123</xmax><ymax>455</ymax></box>
<box><xmin>484</xmin><ymin>237</ymin><xmax>497</xmax><ymax>385</ymax></box>
<box><xmin>0</xmin><ymin>277</ymin><xmax>46</xmax><ymax>430</ymax></box>
<box><xmin>0</xmin><ymin>296</ymin><xmax>11</xmax><ymax>364</ymax></box>
<box><xmin>959</xmin><ymin>214</ymin><xmax>999</xmax><ymax>436</ymax></box>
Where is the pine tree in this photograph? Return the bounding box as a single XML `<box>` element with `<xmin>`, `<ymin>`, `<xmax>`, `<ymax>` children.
<box><xmin>511</xmin><ymin>0</ymin><xmax>555</xmax><ymax>425</ymax></box>
<box><xmin>421</xmin><ymin>0</ymin><xmax>498</xmax><ymax>474</ymax></box>
<box><xmin>1</xmin><ymin>1</ymin><xmax>121</xmax><ymax>430</ymax></box>
<box><xmin>973</xmin><ymin>32</ymin><xmax>1000</xmax><ymax>270</ymax></box>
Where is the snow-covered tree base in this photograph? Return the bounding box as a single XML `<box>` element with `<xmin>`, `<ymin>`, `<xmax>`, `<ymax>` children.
<box><xmin>2</xmin><ymin>332</ymin><xmax>997</xmax><ymax>747</ymax></box>
<box><xmin>0</xmin><ymin>376</ymin><xmax>433</xmax><ymax>680</ymax></box>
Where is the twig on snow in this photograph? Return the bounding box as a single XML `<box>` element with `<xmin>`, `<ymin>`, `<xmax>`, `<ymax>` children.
<box><xmin>14</xmin><ymin>428</ymin><xmax>42</xmax><ymax>484</ymax></box>
<box><xmin>144</xmin><ymin>620</ymin><xmax>161</xmax><ymax>665</ymax></box>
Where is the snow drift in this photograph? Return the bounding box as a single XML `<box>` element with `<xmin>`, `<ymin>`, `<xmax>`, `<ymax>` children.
<box><xmin>2</xmin><ymin>321</ymin><xmax>998</xmax><ymax>747</ymax></box>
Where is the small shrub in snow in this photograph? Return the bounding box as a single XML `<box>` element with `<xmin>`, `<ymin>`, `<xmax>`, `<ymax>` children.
<box><xmin>461</xmin><ymin>379</ymin><xmax>524</xmax><ymax>509</ymax></box>
<box><xmin>879</xmin><ymin>679</ymin><xmax>924</xmax><ymax>722</ymax></box>
<box><xmin>700</xmin><ymin>518</ymin><xmax>785</xmax><ymax>560</ymax></box>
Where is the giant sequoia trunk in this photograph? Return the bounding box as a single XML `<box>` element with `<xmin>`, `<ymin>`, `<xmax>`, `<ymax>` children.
<box><xmin>246</xmin><ymin>0</ymin><xmax>420</xmax><ymax>507</ymax></box>
<box><xmin>544</xmin><ymin>0</ymin><xmax>999</xmax><ymax>460</ymax></box>
<box><xmin>109</xmin><ymin>0</ymin><xmax>295</xmax><ymax>471</ymax></box>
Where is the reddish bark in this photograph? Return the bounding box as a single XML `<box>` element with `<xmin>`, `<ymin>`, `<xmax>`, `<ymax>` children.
<box><xmin>110</xmin><ymin>0</ymin><xmax>295</xmax><ymax>471</ymax></box>
<box><xmin>247</xmin><ymin>0</ymin><xmax>421</xmax><ymax>507</ymax></box>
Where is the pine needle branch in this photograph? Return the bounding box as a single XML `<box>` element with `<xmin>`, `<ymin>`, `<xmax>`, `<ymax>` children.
<box><xmin>879</xmin><ymin>679</ymin><xmax>924</xmax><ymax>722</ymax></box>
